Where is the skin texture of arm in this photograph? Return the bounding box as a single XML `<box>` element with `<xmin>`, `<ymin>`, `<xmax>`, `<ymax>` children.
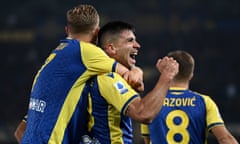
<box><xmin>126</xmin><ymin>57</ymin><xmax>179</xmax><ymax>124</ymax></box>
<box><xmin>212</xmin><ymin>125</ymin><xmax>239</xmax><ymax>144</ymax></box>
<box><xmin>14</xmin><ymin>120</ymin><xmax>26</xmax><ymax>143</ymax></box>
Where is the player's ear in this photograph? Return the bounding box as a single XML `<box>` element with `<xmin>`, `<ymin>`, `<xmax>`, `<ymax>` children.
<box><xmin>189</xmin><ymin>72</ymin><xmax>193</xmax><ymax>80</ymax></box>
<box><xmin>65</xmin><ymin>26</ymin><xmax>69</xmax><ymax>35</ymax></box>
<box><xmin>92</xmin><ymin>27</ymin><xmax>99</xmax><ymax>38</ymax></box>
<box><xmin>91</xmin><ymin>26</ymin><xmax>100</xmax><ymax>44</ymax></box>
<box><xmin>105</xmin><ymin>44</ymin><xmax>116</xmax><ymax>56</ymax></box>
<box><xmin>94</xmin><ymin>27</ymin><xmax>100</xmax><ymax>36</ymax></box>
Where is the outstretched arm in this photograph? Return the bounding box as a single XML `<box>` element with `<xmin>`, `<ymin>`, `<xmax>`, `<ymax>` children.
<box><xmin>126</xmin><ymin>56</ymin><xmax>179</xmax><ymax>123</ymax></box>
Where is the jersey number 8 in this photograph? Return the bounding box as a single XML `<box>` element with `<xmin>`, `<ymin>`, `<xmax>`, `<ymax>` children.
<box><xmin>166</xmin><ymin>110</ymin><xmax>190</xmax><ymax>143</ymax></box>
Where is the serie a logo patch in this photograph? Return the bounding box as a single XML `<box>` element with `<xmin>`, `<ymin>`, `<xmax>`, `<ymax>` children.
<box><xmin>114</xmin><ymin>81</ymin><xmax>128</xmax><ymax>94</ymax></box>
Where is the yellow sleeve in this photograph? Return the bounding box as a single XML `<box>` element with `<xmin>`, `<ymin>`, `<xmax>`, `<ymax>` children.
<box><xmin>204</xmin><ymin>95</ymin><xmax>224</xmax><ymax>130</ymax></box>
<box><xmin>98</xmin><ymin>72</ymin><xmax>139</xmax><ymax>114</ymax></box>
<box><xmin>81</xmin><ymin>42</ymin><xmax>117</xmax><ymax>73</ymax></box>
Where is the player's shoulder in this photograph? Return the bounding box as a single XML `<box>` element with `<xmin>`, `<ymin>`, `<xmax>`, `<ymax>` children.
<box><xmin>97</xmin><ymin>72</ymin><xmax>133</xmax><ymax>93</ymax></box>
<box><xmin>190</xmin><ymin>90</ymin><xmax>214</xmax><ymax>102</ymax></box>
<box><xmin>63</xmin><ymin>38</ymin><xmax>99</xmax><ymax>50</ymax></box>
<box><xmin>98</xmin><ymin>72</ymin><xmax>123</xmax><ymax>80</ymax></box>
<box><xmin>96</xmin><ymin>72</ymin><xmax>128</xmax><ymax>87</ymax></box>
<box><xmin>79</xmin><ymin>41</ymin><xmax>100</xmax><ymax>49</ymax></box>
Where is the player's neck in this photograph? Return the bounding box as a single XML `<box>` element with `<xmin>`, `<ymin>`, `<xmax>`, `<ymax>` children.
<box><xmin>171</xmin><ymin>81</ymin><xmax>189</xmax><ymax>89</ymax></box>
<box><xmin>68</xmin><ymin>33</ymin><xmax>93</xmax><ymax>43</ymax></box>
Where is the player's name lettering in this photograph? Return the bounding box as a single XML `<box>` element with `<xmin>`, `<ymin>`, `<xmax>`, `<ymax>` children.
<box><xmin>29</xmin><ymin>98</ymin><xmax>46</xmax><ymax>113</ymax></box>
<box><xmin>164</xmin><ymin>97</ymin><xmax>196</xmax><ymax>107</ymax></box>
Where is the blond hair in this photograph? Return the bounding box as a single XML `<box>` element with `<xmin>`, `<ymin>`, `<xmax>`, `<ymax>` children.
<box><xmin>66</xmin><ymin>4</ymin><xmax>99</xmax><ymax>34</ymax></box>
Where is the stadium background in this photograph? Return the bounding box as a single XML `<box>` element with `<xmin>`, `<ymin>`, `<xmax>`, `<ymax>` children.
<box><xmin>0</xmin><ymin>0</ymin><xmax>239</xmax><ymax>143</ymax></box>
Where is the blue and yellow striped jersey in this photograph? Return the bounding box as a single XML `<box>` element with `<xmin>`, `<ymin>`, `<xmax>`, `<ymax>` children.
<box><xmin>87</xmin><ymin>72</ymin><xmax>139</xmax><ymax>144</ymax></box>
<box><xmin>141</xmin><ymin>87</ymin><xmax>224</xmax><ymax>144</ymax></box>
<box><xmin>21</xmin><ymin>38</ymin><xmax>117</xmax><ymax>144</ymax></box>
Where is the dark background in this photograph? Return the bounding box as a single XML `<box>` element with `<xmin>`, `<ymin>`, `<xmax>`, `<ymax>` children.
<box><xmin>0</xmin><ymin>0</ymin><xmax>240</xmax><ymax>143</ymax></box>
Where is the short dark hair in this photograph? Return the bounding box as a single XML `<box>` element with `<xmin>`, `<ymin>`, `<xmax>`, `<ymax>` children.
<box><xmin>98</xmin><ymin>21</ymin><xmax>135</xmax><ymax>47</ymax></box>
<box><xmin>66</xmin><ymin>4</ymin><xmax>99</xmax><ymax>34</ymax></box>
<box><xmin>167</xmin><ymin>50</ymin><xmax>194</xmax><ymax>82</ymax></box>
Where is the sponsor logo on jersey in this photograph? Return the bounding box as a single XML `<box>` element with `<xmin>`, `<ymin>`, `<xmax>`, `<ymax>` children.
<box><xmin>114</xmin><ymin>81</ymin><xmax>128</xmax><ymax>94</ymax></box>
<box><xmin>29</xmin><ymin>98</ymin><xmax>46</xmax><ymax>113</ymax></box>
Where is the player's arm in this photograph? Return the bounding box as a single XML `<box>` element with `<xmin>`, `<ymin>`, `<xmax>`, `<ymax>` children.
<box><xmin>14</xmin><ymin>115</ymin><xmax>27</xmax><ymax>143</ymax></box>
<box><xmin>211</xmin><ymin>125</ymin><xmax>239</xmax><ymax>144</ymax></box>
<box><xmin>205</xmin><ymin>96</ymin><xmax>239</xmax><ymax>144</ymax></box>
<box><xmin>126</xmin><ymin>57</ymin><xmax>179</xmax><ymax>124</ymax></box>
<box><xmin>83</xmin><ymin>43</ymin><xmax>143</xmax><ymax>91</ymax></box>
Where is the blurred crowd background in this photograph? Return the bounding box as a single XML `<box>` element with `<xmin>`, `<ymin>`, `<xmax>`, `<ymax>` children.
<box><xmin>0</xmin><ymin>0</ymin><xmax>240</xmax><ymax>143</ymax></box>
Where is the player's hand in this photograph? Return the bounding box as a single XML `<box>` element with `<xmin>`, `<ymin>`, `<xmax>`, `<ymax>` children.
<box><xmin>132</xmin><ymin>80</ymin><xmax>144</xmax><ymax>92</ymax></box>
<box><xmin>156</xmin><ymin>56</ymin><xmax>179</xmax><ymax>81</ymax></box>
<box><xmin>123</xmin><ymin>66</ymin><xmax>144</xmax><ymax>92</ymax></box>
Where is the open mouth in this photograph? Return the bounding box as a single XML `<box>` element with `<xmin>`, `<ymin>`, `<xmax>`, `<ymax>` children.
<box><xmin>130</xmin><ymin>52</ymin><xmax>137</xmax><ymax>59</ymax></box>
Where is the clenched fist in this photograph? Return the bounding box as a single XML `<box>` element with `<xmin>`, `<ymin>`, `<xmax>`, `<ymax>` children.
<box><xmin>156</xmin><ymin>56</ymin><xmax>179</xmax><ymax>81</ymax></box>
